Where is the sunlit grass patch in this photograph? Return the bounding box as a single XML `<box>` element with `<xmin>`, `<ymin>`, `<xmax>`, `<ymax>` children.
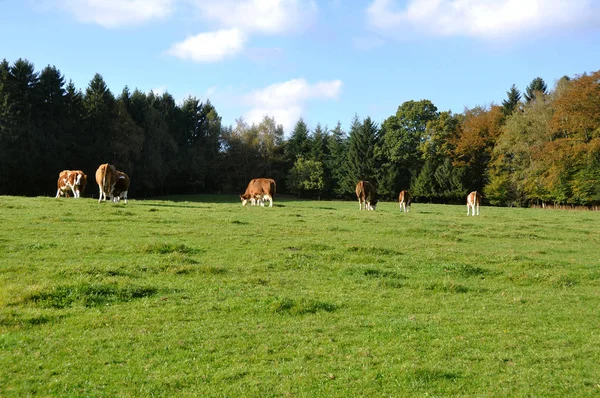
<box><xmin>142</xmin><ymin>243</ymin><xmax>201</xmax><ymax>255</ymax></box>
<box><xmin>268</xmin><ymin>297</ymin><xmax>338</xmax><ymax>315</ymax></box>
<box><xmin>21</xmin><ymin>283</ymin><xmax>157</xmax><ymax>308</ymax></box>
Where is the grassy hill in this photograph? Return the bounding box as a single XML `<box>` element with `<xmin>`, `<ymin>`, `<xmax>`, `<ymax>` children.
<box><xmin>1</xmin><ymin>195</ymin><xmax>599</xmax><ymax>396</ymax></box>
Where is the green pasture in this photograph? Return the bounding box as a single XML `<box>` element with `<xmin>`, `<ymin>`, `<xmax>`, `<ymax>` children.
<box><xmin>1</xmin><ymin>195</ymin><xmax>599</xmax><ymax>397</ymax></box>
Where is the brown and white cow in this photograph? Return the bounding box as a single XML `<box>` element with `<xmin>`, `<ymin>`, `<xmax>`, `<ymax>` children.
<box><xmin>95</xmin><ymin>163</ymin><xmax>118</xmax><ymax>203</ymax></box>
<box><xmin>399</xmin><ymin>190</ymin><xmax>411</xmax><ymax>212</ymax></box>
<box><xmin>56</xmin><ymin>170</ymin><xmax>87</xmax><ymax>198</ymax></box>
<box><xmin>356</xmin><ymin>180</ymin><xmax>378</xmax><ymax>211</ymax></box>
<box><xmin>111</xmin><ymin>171</ymin><xmax>130</xmax><ymax>204</ymax></box>
<box><xmin>467</xmin><ymin>191</ymin><xmax>481</xmax><ymax>216</ymax></box>
<box><xmin>240</xmin><ymin>178</ymin><xmax>276</xmax><ymax>207</ymax></box>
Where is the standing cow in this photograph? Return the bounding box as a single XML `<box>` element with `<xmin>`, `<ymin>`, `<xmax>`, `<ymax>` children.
<box><xmin>467</xmin><ymin>191</ymin><xmax>481</xmax><ymax>216</ymax></box>
<box><xmin>95</xmin><ymin>163</ymin><xmax>118</xmax><ymax>203</ymax></box>
<box><xmin>111</xmin><ymin>171</ymin><xmax>130</xmax><ymax>204</ymax></box>
<box><xmin>356</xmin><ymin>180</ymin><xmax>378</xmax><ymax>211</ymax></box>
<box><xmin>399</xmin><ymin>190</ymin><xmax>411</xmax><ymax>212</ymax></box>
<box><xmin>240</xmin><ymin>178</ymin><xmax>276</xmax><ymax>207</ymax></box>
<box><xmin>56</xmin><ymin>170</ymin><xmax>87</xmax><ymax>198</ymax></box>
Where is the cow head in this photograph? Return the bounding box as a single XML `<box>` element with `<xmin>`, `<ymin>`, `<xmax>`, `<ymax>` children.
<box><xmin>240</xmin><ymin>194</ymin><xmax>249</xmax><ymax>206</ymax></box>
<box><xmin>368</xmin><ymin>198</ymin><xmax>378</xmax><ymax>211</ymax></box>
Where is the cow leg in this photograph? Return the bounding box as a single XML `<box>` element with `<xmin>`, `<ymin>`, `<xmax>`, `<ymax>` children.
<box><xmin>476</xmin><ymin>203</ymin><xmax>480</xmax><ymax>216</ymax></box>
<box><xmin>467</xmin><ymin>204</ymin><xmax>470</xmax><ymax>216</ymax></box>
<box><xmin>56</xmin><ymin>189</ymin><xmax>61</xmax><ymax>198</ymax></box>
<box><xmin>122</xmin><ymin>191</ymin><xmax>128</xmax><ymax>204</ymax></box>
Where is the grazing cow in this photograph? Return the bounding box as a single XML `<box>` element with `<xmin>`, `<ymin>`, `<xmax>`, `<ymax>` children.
<box><xmin>240</xmin><ymin>178</ymin><xmax>276</xmax><ymax>207</ymax></box>
<box><xmin>56</xmin><ymin>170</ymin><xmax>87</xmax><ymax>198</ymax></box>
<box><xmin>95</xmin><ymin>163</ymin><xmax>118</xmax><ymax>203</ymax></box>
<box><xmin>355</xmin><ymin>180</ymin><xmax>378</xmax><ymax>211</ymax></box>
<box><xmin>399</xmin><ymin>190</ymin><xmax>411</xmax><ymax>212</ymax></box>
<box><xmin>467</xmin><ymin>191</ymin><xmax>482</xmax><ymax>216</ymax></box>
<box><xmin>111</xmin><ymin>171</ymin><xmax>130</xmax><ymax>204</ymax></box>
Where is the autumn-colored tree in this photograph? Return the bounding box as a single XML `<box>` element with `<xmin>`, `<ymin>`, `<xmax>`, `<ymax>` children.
<box><xmin>451</xmin><ymin>104</ymin><xmax>504</xmax><ymax>191</ymax></box>
<box><xmin>551</xmin><ymin>71</ymin><xmax>600</xmax><ymax>143</ymax></box>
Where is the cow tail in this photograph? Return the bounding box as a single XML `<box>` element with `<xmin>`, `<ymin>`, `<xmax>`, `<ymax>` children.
<box><xmin>102</xmin><ymin>164</ymin><xmax>108</xmax><ymax>195</ymax></box>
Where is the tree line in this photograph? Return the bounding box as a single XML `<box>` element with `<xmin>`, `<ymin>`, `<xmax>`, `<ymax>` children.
<box><xmin>1</xmin><ymin>58</ymin><xmax>599</xmax><ymax>206</ymax></box>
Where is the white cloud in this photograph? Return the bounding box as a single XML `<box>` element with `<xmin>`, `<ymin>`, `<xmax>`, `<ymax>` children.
<box><xmin>150</xmin><ymin>85</ymin><xmax>168</xmax><ymax>96</ymax></box>
<box><xmin>166</xmin><ymin>28</ymin><xmax>247</xmax><ymax>62</ymax></box>
<box><xmin>188</xmin><ymin>0</ymin><xmax>318</xmax><ymax>34</ymax></box>
<box><xmin>242</xmin><ymin>78</ymin><xmax>342</xmax><ymax>131</ymax></box>
<box><xmin>367</xmin><ymin>0</ymin><xmax>599</xmax><ymax>40</ymax></box>
<box><xmin>166</xmin><ymin>0</ymin><xmax>317</xmax><ymax>63</ymax></box>
<box><xmin>56</xmin><ymin>0</ymin><xmax>175</xmax><ymax>28</ymax></box>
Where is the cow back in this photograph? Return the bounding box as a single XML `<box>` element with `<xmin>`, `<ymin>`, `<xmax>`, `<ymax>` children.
<box><xmin>95</xmin><ymin>163</ymin><xmax>117</xmax><ymax>191</ymax></box>
<box><xmin>113</xmin><ymin>171</ymin><xmax>130</xmax><ymax>195</ymax></box>
<box><xmin>467</xmin><ymin>191</ymin><xmax>481</xmax><ymax>205</ymax></box>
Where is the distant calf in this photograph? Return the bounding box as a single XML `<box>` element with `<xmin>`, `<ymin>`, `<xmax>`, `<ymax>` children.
<box><xmin>399</xmin><ymin>190</ymin><xmax>411</xmax><ymax>212</ymax></box>
<box><xmin>356</xmin><ymin>180</ymin><xmax>378</xmax><ymax>210</ymax></box>
<box><xmin>95</xmin><ymin>163</ymin><xmax>118</xmax><ymax>203</ymax></box>
<box><xmin>56</xmin><ymin>170</ymin><xmax>87</xmax><ymax>198</ymax></box>
<box><xmin>241</xmin><ymin>178</ymin><xmax>276</xmax><ymax>207</ymax></box>
<box><xmin>111</xmin><ymin>171</ymin><xmax>130</xmax><ymax>204</ymax></box>
<box><xmin>467</xmin><ymin>191</ymin><xmax>481</xmax><ymax>216</ymax></box>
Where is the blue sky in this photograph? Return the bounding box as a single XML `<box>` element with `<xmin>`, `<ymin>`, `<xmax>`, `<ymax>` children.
<box><xmin>2</xmin><ymin>0</ymin><xmax>600</xmax><ymax>134</ymax></box>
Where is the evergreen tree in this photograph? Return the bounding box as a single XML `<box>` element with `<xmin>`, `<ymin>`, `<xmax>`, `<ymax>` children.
<box><xmin>326</xmin><ymin>121</ymin><xmax>348</xmax><ymax>197</ymax></box>
<box><xmin>2</xmin><ymin>59</ymin><xmax>40</xmax><ymax>194</ymax></box>
<box><xmin>309</xmin><ymin>123</ymin><xmax>328</xmax><ymax>163</ymax></box>
<box><xmin>502</xmin><ymin>84</ymin><xmax>521</xmax><ymax>116</ymax></box>
<box><xmin>82</xmin><ymin>73</ymin><xmax>117</xmax><ymax>171</ymax></box>
<box><xmin>35</xmin><ymin>65</ymin><xmax>68</xmax><ymax>192</ymax></box>
<box><xmin>285</xmin><ymin>118</ymin><xmax>310</xmax><ymax>161</ymax></box>
<box><xmin>342</xmin><ymin>115</ymin><xmax>378</xmax><ymax>194</ymax></box>
<box><xmin>524</xmin><ymin>77</ymin><xmax>548</xmax><ymax>103</ymax></box>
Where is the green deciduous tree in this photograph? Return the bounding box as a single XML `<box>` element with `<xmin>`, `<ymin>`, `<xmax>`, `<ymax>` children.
<box><xmin>286</xmin><ymin>156</ymin><xmax>325</xmax><ymax>198</ymax></box>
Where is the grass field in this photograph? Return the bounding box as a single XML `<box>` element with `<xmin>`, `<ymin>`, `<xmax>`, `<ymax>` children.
<box><xmin>1</xmin><ymin>195</ymin><xmax>599</xmax><ymax>397</ymax></box>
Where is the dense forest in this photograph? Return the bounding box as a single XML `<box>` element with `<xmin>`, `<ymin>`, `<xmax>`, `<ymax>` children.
<box><xmin>1</xmin><ymin>58</ymin><xmax>599</xmax><ymax>206</ymax></box>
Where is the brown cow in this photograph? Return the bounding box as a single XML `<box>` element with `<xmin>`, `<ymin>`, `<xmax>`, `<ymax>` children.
<box><xmin>399</xmin><ymin>190</ymin><xmax>411</xmax><ymax>212</ymax></box>
<box><xmin>240</xmin><ymin>178</ymin><xmax>276</xmax><ymax>207</ymax></box>
<box><xmin>111</xmin><ymin>171</ymin><xmax>130</xmax><ymax>204</ymax></box>
<box><xmin>467</xmin><ymin>191</ymin><xmax>481</xmax><ymax>216</ymax></box>
<box><xmin>56</xmin><ymin>170</ymin><xmax>87</xmax><ymax>198</ymax></box>
<box><xmin>95</xmin><ymin>163</ymin><xmax>118</xmax><ymax>203</ymax></box>
<box><xmin>355</xmin><ymin>180</ymin><xmax>378</xmax><ymax>211</ymax></box>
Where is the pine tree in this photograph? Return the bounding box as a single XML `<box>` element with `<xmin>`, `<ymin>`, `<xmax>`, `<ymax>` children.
<box><xmin>524</xmin><ymin>77</ymin><xmax>548</xmax><ymax>102</ymax></box>
<box><xmin>82</xmin><ymin>73</ymin><xmax>116</xmax><ymax>169</ymax></box>
<box><xmin>3</xmin><ymin>59</ymin><xmax>40</xmax><ymax>194</ymax></box>
<box><xmin>284</xmin><ymin>118</ymin><xmax>310</xmax><ymax>166</ymax></box>
<box><xmin>342</xmin><ymin>115</ymin><xmax>379</xmax><ymax>194</ymax></box>
<box><xmin>326</xmin><ymin>121</ymin><xmax>347</xmax><ymax>197</ymax></box>
<box><xmin>502</xmin><ymin>84</ymin><xmax>521</xmax><ymax>116</ymax></box>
